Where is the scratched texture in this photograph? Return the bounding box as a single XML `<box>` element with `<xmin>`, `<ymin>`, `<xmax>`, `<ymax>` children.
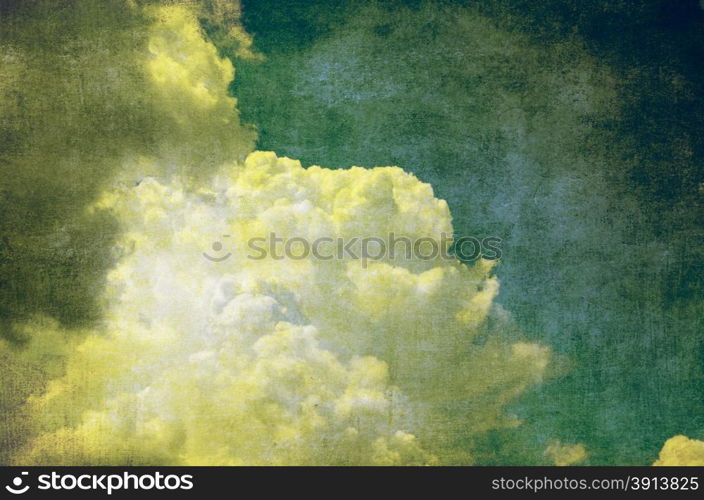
<box><xmin>1</xmin><ymin>0</ymin><xmax>703</xmax><ymax>465</ymax></box>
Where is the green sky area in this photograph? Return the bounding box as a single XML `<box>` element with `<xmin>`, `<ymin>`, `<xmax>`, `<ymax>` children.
<box><xmin>227</xmin><ymin>0</ymin><xmax>704</xmax><ymax>464</ymax></box>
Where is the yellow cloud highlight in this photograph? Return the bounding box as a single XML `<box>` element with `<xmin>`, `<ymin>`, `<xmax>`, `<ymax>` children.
<box><xmin>654</xmin><ymin>436</ymin><xmax>704</xmax><ymax>466</ymax></box>
<box><xmin>544</xmin><ymin>440</ymin><xmax>587</xmax><ymax>466</ymax></box>
<box><xmin>18</xmin><ymin>152</ymin><xmax>550</xmax><ymax>465</ymax></box>
<box><xmin>124</xmin><ymin>4</ymin><xmax>256</xmax><ymax>182</ymax></box>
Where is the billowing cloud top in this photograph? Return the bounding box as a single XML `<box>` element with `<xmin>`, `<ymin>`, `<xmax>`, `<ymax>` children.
<box><xmin>18</xmin><ymin>149</ymin><xmax>550</xmax><ymax>465</ymax></box>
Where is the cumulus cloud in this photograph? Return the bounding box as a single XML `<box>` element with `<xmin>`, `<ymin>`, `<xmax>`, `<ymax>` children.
<box><xmin>136</xmin><ymin>2</ymin><xmax>256</xmax><ymax>182</ymax></box>
<box><xmin>5</xmin><ymin>2</ymin><xmax>551</xmax><ymax>465</ymax></box>
<box><xmin>17</xmin><ymin>150</ymin><xmax>550</xmax><ymax>465</ymax></box>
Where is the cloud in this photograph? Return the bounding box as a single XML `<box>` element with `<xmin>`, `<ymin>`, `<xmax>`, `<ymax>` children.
<box><xmin>17</xmin><ymin>149</ymin><xmax>549</xmax><ymax>465</ymax></box>
<box><xmin>6</xmin><ymin>2</ymin><xmax>550</xmax><ymax>465</ymax></box>
<box><xmin>654</xmin><ymin>436</ymin><xmax>704</xmax><ymax>466</ymax></box>
<box><xmin>0</xmin><ymin>0</ymin><xmax>255</xmax><ymax>338</ymax></box>
<box><xmin>544</xmin><ymin>440</ymin><xmax>587</xmax><ymax>466</ymax></box>
<box><xmin>137</xmin><ymin>2</ymin><xmax>256</xmax><ymax>182</ymax></box>
<box><xmin>0</xmin><ymin>0</ymin><xmax>254</xmax><ymax>461</ymax></box>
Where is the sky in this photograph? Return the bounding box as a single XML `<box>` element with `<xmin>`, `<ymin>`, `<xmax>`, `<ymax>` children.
<box><xmin>1</xmin><ymin>0</ymin><xmax>703</xmax><ymax>465</ymax></box>
<box><xmin>231</xmin><ymin>0</ymin><xmax>704</xmax><ymax>464</ymax></box>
